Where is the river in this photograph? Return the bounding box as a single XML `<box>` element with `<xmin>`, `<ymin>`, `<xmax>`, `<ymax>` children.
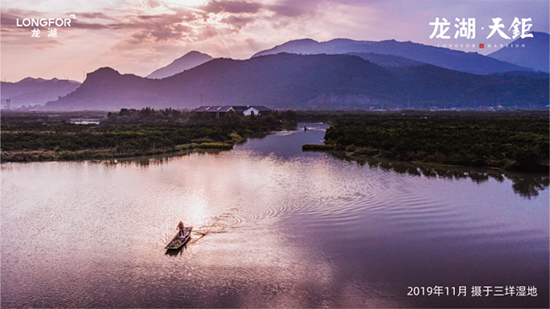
<box><xmin>2</xmin><ymin>123</ymin><xmax>548</xmax><ymax>308</ymax></box>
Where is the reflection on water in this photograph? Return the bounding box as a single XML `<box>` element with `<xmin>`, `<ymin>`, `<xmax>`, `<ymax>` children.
<box><xmin>325</xmin><ymin>152</ymin><xmax>549</xmax><ymax>199</ymax></box>
<box><xmin>1</xmin><ymin>123</ymin><xmax>548</xmax><ymax>308</ymax></box>
<box><xmin>105</xmin><ymin>148</ymin><xmax>232</xmax><ymax>167</ymax></box>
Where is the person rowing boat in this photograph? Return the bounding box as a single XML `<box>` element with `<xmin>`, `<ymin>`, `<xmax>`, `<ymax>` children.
<box><xmin>166</xmin><ymin>222</ymin><xmax>193</xmax><ymax>250</ymax></box>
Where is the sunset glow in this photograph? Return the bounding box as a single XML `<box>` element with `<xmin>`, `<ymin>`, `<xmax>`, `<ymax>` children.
<box><xmin>1</xmin><ymin>0</ymin><xmax>548</xmax><ymax>82</ymax></box>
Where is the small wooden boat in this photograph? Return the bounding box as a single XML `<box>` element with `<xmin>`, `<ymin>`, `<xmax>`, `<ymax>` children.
<box><xmin>165</xmin><ymin>227</ymin><xmax>193</xmax><ymax>250</ymax></box>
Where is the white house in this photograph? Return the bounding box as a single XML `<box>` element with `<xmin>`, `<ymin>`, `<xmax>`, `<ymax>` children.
<box><xmin>243</xmin><ymin>106</ymin><xmax>272</xmax><ymax>116</ymax></box>
<box><xmin>243</xmin><ymin>107</ymin><xmax>259</xmax><ymax>116</ymax></box>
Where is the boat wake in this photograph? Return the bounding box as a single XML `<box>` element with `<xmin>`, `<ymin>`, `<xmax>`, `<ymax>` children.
<box><xmin>169</xmin><ymin>210</ymin><xmax>245</xmax><ymax>246</ymax></box>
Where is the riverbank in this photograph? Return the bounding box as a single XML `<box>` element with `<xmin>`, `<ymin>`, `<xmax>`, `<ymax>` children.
<box><xmin>1</xmin><ymin>108</ymin><xmax>286</xmax><ymax>162</ymax></box>
<box><xmin>0</xmin><ymin>142</ymin><xmax>234</xmax><ymax>162</ymax></box>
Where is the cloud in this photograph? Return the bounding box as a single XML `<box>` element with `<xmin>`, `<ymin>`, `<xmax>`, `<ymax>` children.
<box><xmin>268</xmin><ymin>4</ymin><xmax>303</xmax><ymax>17</ymax></box>
<box><xmin>1</xmin><ymin>28</ymin><xmax>64</xmax><ymax>49</ymax></box>
<box><xmin>201</xmin><ymin>0</ymin><xmax>263</xmax><ymax>14</ymax></box>
<box><xmin>72</xmin><ymin>12</ymin><xmax>115</xmax><ymax>20</ymax></box>
<box><xmin>267</xmin><ymin>0</ymin><xmax>321</xmax><ymax>18</ymax></box>
<box><xmin>32</xmin><ymin>38</ymin><xmax>64</xmax><ymax>50</ymax></box>
<box><xmin>126</xmin><ymin>31</ymin><xmax>151</xmax><ymax>45</ymax></box>
<box><xmin>151</xmin><ymin>22</ymin><xmax>191</xmax><ymax>41</ymax></box>
<box><xmin>0</xmin><ymin>8</ymin><xmax>46</xmax><ymax>32</ymax></box>
<box><xmin>221</xmin><ymin>15</ymin><xmax>256</xmax><ymax>29</ymax></box>
<box><xmin>147</xmin><ymin>0</ymin><xmax>162</xmax><ymax>9</ymax></box>
<box><xmin>196</xmin><ymin>25</ymin><xmax>222</xmax><ymax>40</ymax></box>
<box><xmin>71</xmin><ymin>20</ymin><xmax>109</xmax><ymax>29</ymax></box>
<box><xmin>114</xmin><ymin>13</ymin><xmax>193</xmax><ymax>42</ymax></box>
<box><xmin>1</xmin><ymin>1</ymin><xmax>326</xmax><ymax>53</ymax></box>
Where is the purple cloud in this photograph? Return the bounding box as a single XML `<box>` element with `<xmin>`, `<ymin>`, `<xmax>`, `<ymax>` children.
<box><xmin>200</xmin><ymin>0</ymin><xmax>263</xmax><ymax>14</ymax></box>
<box><xmin>72</xmin><ymin>12</ymin><xmax>115</xmax><ymax>20</ymax></box>
<box><xmin>221</xmin><ymin>15</ymin><xmax>256</xmax><ymax>29</ymax></box>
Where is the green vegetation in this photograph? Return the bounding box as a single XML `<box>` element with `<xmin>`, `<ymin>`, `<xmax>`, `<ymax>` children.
<box><xmin>195</xmin><ymin>142</ymin><xmax>233</xmax><ymax>149</ymax></box>
<box><xmin>1</xmin><ymin>108</ymin><xmax>286</xmax><ymax>162</ymax></box>
<box><xmin>319</xmin><ymin>111</ymin><xmax>549</xmax><ymax>172</ymax></box>
<box><xmin>302</xmin><ymin>144</ymin><xmax>335</xmax><ymax>150</ymax></box>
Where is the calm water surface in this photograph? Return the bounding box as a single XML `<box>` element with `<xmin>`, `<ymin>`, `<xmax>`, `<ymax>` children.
<box><xmin>2</xmin><ymin>123</ymin><xmax>548</xmax><ymax>308</ymax></box>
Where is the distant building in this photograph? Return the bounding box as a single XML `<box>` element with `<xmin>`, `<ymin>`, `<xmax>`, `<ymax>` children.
<box><xmin>231</xmin><ymin>106</ymin><xmax>249</xmax><ymax>114</ymax></box>
<box><xmin>195</xmin><ymin>105</ymin><xmax>272</xmax><ymax>119</ymax></box>
<box><xmin>195</xmin><ymin>106</ymin><xmax>234</xmax><ymax>119</ymax></box>
<box><xmin>243</xmin><ymin>106</ymin><xmax>272</xmax><ymax>116</ymax></box>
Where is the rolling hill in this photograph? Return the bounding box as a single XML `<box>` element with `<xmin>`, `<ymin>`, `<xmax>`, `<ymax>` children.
<box><xmin>43</xmin><ymin>53</ymin><xmax>548</xmax><ymax>111</ymax></box>
<box><xmin>1</xmin><ymin>78</ymin><xmax>81</xmax><ymax>108</ymax></box>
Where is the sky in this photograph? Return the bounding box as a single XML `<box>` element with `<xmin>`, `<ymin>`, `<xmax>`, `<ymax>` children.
<box><xmin>1</xmin><ymin>0</ymin><xmax>549</xmax><ymax>82</ymax></box>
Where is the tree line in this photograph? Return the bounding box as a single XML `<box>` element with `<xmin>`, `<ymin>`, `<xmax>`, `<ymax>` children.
<box><xmin>1</xmin><ymin>107</ymin><xmax>294</xmax><ymax>161</ymax></box>
<box><xmin>321</xmin><ymin>112</ymin><xmax>549</xmax><ymax>172</ymax></box>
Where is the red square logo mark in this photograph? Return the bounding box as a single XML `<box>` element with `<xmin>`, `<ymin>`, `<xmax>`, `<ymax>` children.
<box><xmin>479</xmin><ymin>43</ymin><xmax>485</xmax><ymax>48</ymax></box>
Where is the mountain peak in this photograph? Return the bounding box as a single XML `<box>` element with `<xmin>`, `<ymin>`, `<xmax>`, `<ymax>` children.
<box><xmin>92</xmin><ymin>67</ymin><xmax>121</xmax><ymax>76</ymax></box>
<box><xmin>19</xmin><ymin>77</ymin><xmax>37</xmax><ymax>83</ymax></box>
<box><xmin>285</xmin><ymin>38</ymin><xmax>319</xmax><ymax>44</ymax></box>
<box><xmin>488</xmin><ymin>31</ymin><xmax>549</xmax><ymax>72</ymax></box>
<box><xmin>530</xmin><ymin>31</ymin><xmax>549</xmax><ymax>37</ymax></box>
<box><xmin>18</xmin><ymin>77</ymin><xmax>46</xmax><ymax>83</ymax></box>
<box><xmin>147</xmin><ymin>51</ymin><xmax>213</xmax><ymax>79</ymax></box>
<box><xmin>17</xmin><ymin>77</ymin><xmax>68</xmax><ymax>84</ymax></box>
<box><xmin>183</xmin><ymin>50</ymin><xmax>209</xmax><ymax>56</ymax></box>
<box><xmin>82</xmin><ymin>67</ymin><xmax>122</xmax><ymax>84</ymax></box>
<box><xmin>252</xmin><ymin>38</ymin><xmax>320</xmax><ymax>57</ymax></box>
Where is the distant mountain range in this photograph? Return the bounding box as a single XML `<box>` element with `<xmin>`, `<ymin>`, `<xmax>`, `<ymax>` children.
<box><xmin>1</xmin><ymin>78</ymin><xmax>81</xmax><ymax>108</ymax></box>
<box><xmin>44</xmin><ymin>53</ymin><xmax>548</xmax><ymax>111</ymax></box>
<box><xmin>252</xmin><ymin>38</ymin><xmax>533</xmax><ymax>75</ymax></box>
<box><xmin>146</xmin><ymin>51</ymin><xmax>213</xmax><ymax>79</ymax></box>
<box><xmin>7</xmin><ymin>34</ymin><xmax>549</xmax><ymax>111</ymax></box>
<box><xmin>488</xmin><ymin>32</ymin><xmax>549</xmax><ymax>73</ymax></box>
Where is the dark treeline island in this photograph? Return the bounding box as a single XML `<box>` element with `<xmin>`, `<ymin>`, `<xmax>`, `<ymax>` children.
<box><xmin>304</xmin><ymin>111</ymin><xmax>549</xmax><ymax>172</ymax></box>
<box><xmin>1</xmin><ymin>108</ymin><xmax>299</xmax><ymax>162</ymax></box>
